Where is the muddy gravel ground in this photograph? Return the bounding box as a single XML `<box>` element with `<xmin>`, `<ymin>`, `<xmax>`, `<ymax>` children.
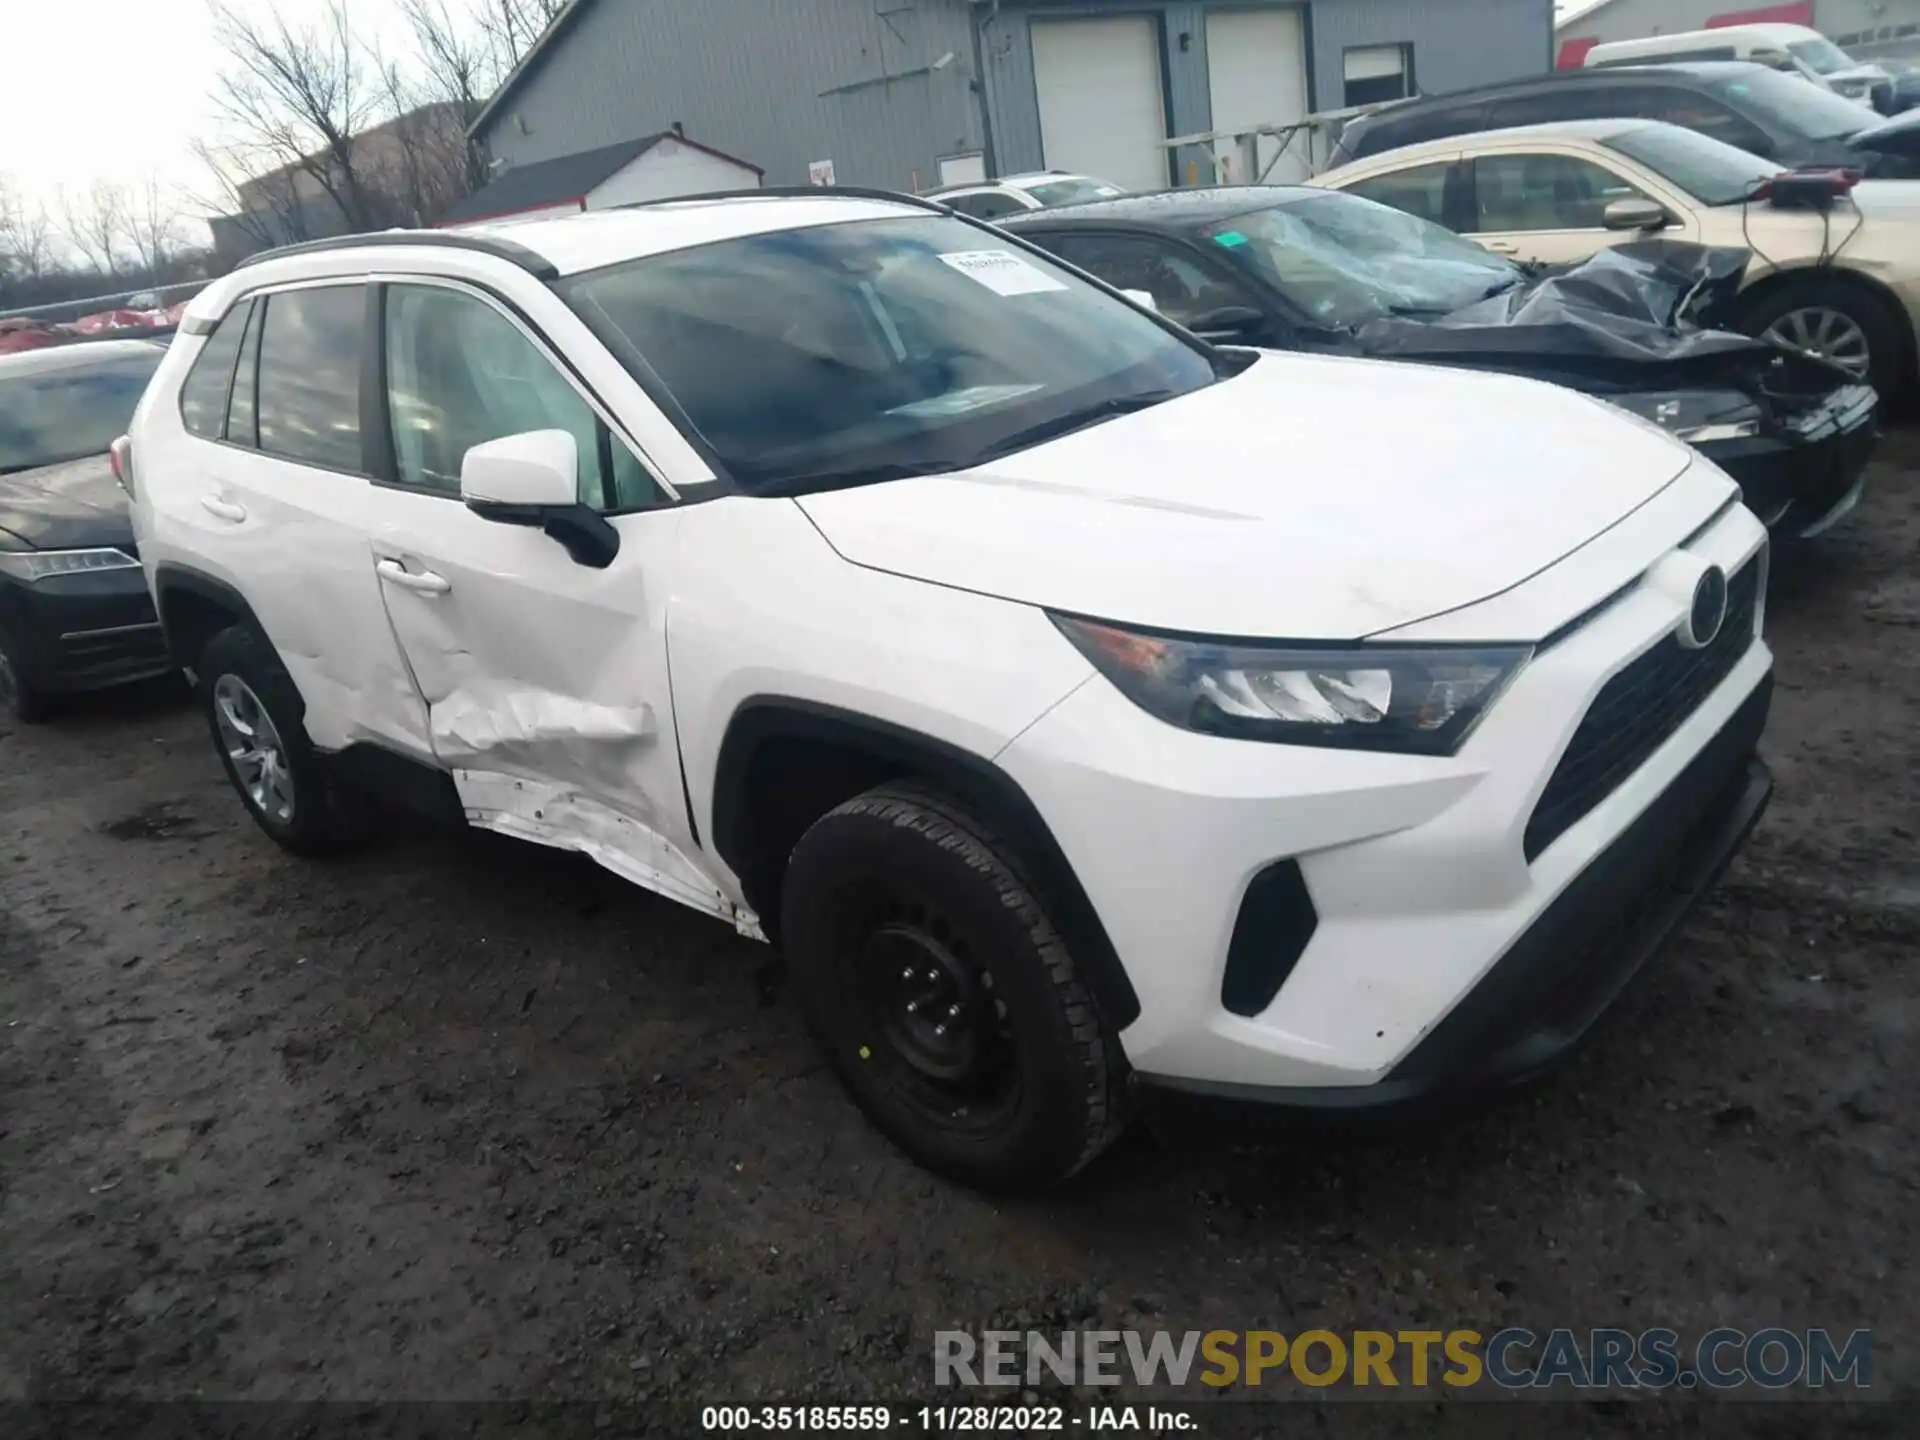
<box><xmin>2</xmin><ymin>435</ymin><xmax>1916</xmax><ymax>1434</ymax></box>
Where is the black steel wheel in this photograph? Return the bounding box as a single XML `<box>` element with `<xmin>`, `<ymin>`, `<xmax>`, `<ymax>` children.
<box><xmin>782</xmin><ymin>782</ymin><xmax>1127</xmax><ymax>1190</ymax></box>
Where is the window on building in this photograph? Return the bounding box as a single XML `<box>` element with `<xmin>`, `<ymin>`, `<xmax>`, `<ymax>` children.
<box><xmin>1344</xmin><ymin>45</ymin><xmax>1415</xmax><ymax>108</ymax></box>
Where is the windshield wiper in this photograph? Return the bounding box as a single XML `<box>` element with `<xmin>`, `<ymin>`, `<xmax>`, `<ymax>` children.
<box><xmin>751</xmin><ymin>457</ymin><xmax>968</xmax><ymax>497</ymax></box>
<box><xmin>966</xmin><ymin>391</ymin><xmax>1180</xmax><ymax>467</ymax></box>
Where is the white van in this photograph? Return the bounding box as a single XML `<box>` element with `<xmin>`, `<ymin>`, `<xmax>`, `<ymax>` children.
<box><xmin>1585</xmin><ymin>24</ymin><xmax>1891</xmax><ymax>111</ymax></box>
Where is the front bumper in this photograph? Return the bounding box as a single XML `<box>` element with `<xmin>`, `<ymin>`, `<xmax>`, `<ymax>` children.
<box><xmin>1698</xmin><ymin>383</ymin><xmax>1877</xmax><ymax>538</ymax></box>
<box><xmin>1138</xmin><ymin>680</ymin><xmax>1771</xmax><ymax>1120</ymax></box>
<box><xmin>0</xmin><ymin>567</ymin><xmax>172</xmax><ymax>695</ymax></box>
<box><xmin>996</xmin><ymin>497</ymin><xmax>1772</xmax><ymax>1102</ymax></box>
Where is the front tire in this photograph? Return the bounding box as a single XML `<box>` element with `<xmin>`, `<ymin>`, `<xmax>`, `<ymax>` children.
<box><xmin>199</xmin><ymin>625</ymin><xmax>367</xmax><ymax>854</ymax></box>
<box><xmin>1742</xmin><ymin>278</ymin><xmax>1907</xmax><ymax>399</ymax></box>
<box><xmin>0</xmin><ymin>625</ymin><xmax>55</xmax><ymax>724</ymax></box>
<box><xmin>782</xmin><ymin>782</ymin><xmax>1128</xmax><ymax>1190</ymax></box>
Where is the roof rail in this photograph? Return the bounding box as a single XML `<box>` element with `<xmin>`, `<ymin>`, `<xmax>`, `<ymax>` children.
<box><xmin>615</xmin><ymin>184</ymin><xmax>953</xmax><ymax>214</ymax></box>
<box><xmin>232</xmin><ymin>228</ymin><xmax>560</xmax><ymax>280</ymax></box>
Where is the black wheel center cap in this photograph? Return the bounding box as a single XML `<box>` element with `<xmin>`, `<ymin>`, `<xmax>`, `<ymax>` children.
<box><xmin>861</xmin><ymin>924</ymin><xmax>983</xmax><ymax>1083</ymax></box>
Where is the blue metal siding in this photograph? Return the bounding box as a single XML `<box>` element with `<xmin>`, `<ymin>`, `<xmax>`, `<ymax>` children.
<box><xmin>479</xmin><ymin>0</ymin><xmax>981</xmax><ymax>191</ymax></box>
<box><xmin>1309</xmin><ymin>0</ymin><xmax>1554</xmax><ymax>107</ymax></box>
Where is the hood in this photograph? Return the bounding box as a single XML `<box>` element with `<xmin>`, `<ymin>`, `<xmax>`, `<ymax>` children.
<box><xmin>0</xmin><ymin>453</ymin><xmax>134</xmax><ymax>551</ymax></box>
<box><xmin>1845</xmin><ymin>177</ymin><xmax>1920</xmax><ymax>217</ymax></box>
<box><xmin>1339</xmin><ymin>240</ymin><xmax>1855</xmax><ymax>405</ymax></box>
<box><xmin>796</xmin><ymin>354</ymin><xmax>1694</xmax><ymax>640</ymax></box>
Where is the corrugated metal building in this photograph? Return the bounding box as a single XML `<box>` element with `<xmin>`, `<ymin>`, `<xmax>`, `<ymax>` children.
<box><xmin>468</xmin><ymin>0</ymin><xmax>1555</xmax><ymax>202</ymax></box>
<box><xmin>1556</xmin><ymin>1</ymin><xmax>1920</xmax><ymax>66</ymax></box>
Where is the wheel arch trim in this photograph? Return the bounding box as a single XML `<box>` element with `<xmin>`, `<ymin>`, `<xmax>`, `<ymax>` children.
<box><xmin>711</xmin><ymin>695</ymin><xmax>1142</xmax><ymax>1031</ymax></box>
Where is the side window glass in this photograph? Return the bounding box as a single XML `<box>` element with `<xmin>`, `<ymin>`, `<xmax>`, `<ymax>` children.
<box><xmin>383</xmin><ymin>284</ymin><xmax>666</xmax><ymax>511</ymax></box>
<box><xmin>227</xmin><ymin>299</ymin><xmax>264</xmax><ymax>448</ymax></box>
<box><xmin>1039</xmin><ymin>234</ymin><xmax>1253</xmax><ymax>327</ymax></box>
<box><xmin>1472</xmin><ymin>153</ymin><xmax>1648</xmax><ymax>232</ymax></box>
<box><xmin>949</xmin><ymin>191</ymin><xmax>1023</xmax><ymax>220</ymax></box>
<box><xmin>1640</xmin><ymin>92</ymin><xmax>1771</xmax><ymax>152</ymax></box>
<box><xmin>177</xmin><ymin>299</ymin><xmax>251</xmax><ymax>439</ymax></box>
<box><xmin>1345</xmin><ymin>162</ymin><xmax>1456</xmax><ymax>227</ymax></box>
<box><xmin>256</xmin><ymin>286</ymin><xmax>364</xmax><ymax>471</ymax></box>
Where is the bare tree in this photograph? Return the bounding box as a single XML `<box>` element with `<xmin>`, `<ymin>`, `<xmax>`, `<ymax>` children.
<box><xmin>398</xmin><ymin>0</ymin><xmax>501</xmax><ymax>195</ymax></box>
<box><xmin>208</xmin><ymin>0</ymin><xmax>384</xmax><ymax>234</ymax></box>
<box><xmin>477</xmin><ymin>0</ymin><xmax>569</xmax><ymax>68</ymax></box>
<box><xmin>0</xmin><ymin>177</ymin><xmax>57</xmax><ymax>280</ymax></box>
<box><xmin>59</xmin><ymin>181</ymin><xmax>129</xmax><ymax>274</ymax></box>
<box><xmin>125</xmin><ymin>176</ymin><xmax>186</xmax><ymax>281</ymax></box>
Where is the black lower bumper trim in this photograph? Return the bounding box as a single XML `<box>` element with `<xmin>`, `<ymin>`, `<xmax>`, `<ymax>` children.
<box><xmin>1136</xmin><ymin>671</ymin><xmax>1774</xmax><ymax>1124</ymax></box>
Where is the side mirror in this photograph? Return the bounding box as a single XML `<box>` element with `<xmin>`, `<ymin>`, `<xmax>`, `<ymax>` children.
<box><xmin>1120</xmin><ymin>288</ymin><xmax>1160</xmax><ymax>313</ymax></box>
<box><xmin>460</xmin><ymin>429</ymin><xmax>621</xmax><ymax>569</ymax></box>
<box><xmin>461</xmin><ymin>429</ymin><xmax>579</xmax><ymax>508</ymax></box>
<box><xmin>1602</xmin><ymin>197</ymin><xmax>1671</xmax><ymax>232</ymax></box>
<box><xmin>1188</xmin><ymin>304</ymin><xmax>1269</xmax><ymax>342</ymax></box>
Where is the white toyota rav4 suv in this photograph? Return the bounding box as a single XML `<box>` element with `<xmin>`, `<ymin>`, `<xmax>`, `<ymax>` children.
<box><xmin>123</xmin><ymin>189</ymin><xmax>1775</xmax><ymax>1189</ymax></box>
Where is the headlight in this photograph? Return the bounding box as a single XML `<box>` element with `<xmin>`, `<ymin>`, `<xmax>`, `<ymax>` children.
<box><xmin>1052</xmin><ymin>615</ymin><xmax>1529</xmax><ymax>756</ymax></box>
<box><xmin>0</xmin><ymin>547</ymin><xmax>142</xmax><ymax>583</ymax></box>
<box><xmin>1608</xmin><ymin>390</ymin><xmax>1763</xmax><ymax>444</ymax></box>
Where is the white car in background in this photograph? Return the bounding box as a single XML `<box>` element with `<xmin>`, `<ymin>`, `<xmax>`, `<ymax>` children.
<box><xmin>1584</xmin><ymin>23</ymin><xmax>1893</xmax><ymax>112</ymax></box>
<box><xmin>123</xmin><ymin>190</ymin><xmax>1773</xmax><ymax>1189</ymax></box>
<box><xmin>927</xmin><ymin>171</ymin><xmax>1127</xmax><ymax>221</ymax></box>
<box><xmin>1315</xmin><ymin>117</ymin><xmax>1920</xmax><ymax>395</ymax></box>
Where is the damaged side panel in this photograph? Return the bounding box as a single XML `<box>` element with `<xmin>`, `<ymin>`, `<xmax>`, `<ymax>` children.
<box><xmin>363</xmin><ymin>488</ymin><xmax>757</xmax><ymax>932</ymax></box>
<box><xmin>455</xmin><ymin>770</ymin><xmax>765</xmax><ymax>939</ymax></box>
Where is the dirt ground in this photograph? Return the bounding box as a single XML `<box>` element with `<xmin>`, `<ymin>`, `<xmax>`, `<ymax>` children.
<box><xmin>1</xmin><ymin>432</ymin><xmax>1916</xmax><ymax>1426</ymax></box>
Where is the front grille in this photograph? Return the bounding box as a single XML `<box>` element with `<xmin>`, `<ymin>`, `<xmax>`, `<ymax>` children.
<box><xmin>1524</xmin><ymin>561</ymin><xmax>1760</xmax><ymax>862</ymax></box>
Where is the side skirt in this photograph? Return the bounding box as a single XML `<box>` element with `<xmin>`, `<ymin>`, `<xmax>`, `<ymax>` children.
<box><xmin>452</xmin><ymin>769</ymin><xmax>767</xmax><ymax>942</ymax></box>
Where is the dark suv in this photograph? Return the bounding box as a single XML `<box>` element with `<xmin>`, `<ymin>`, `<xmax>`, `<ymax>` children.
<box><xmin>1335</xmin><ymin>62</ymin><xmax>1920</xmax><ymax>177</ymax></box>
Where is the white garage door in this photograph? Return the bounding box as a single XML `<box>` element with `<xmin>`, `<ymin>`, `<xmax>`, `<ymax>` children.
<box><xmin>1206</xmin><ymin>8</ymin><xmax>1311</xmax><ymax>184</ymax></box>
<box><xmin>1031</xmin><ymin>17</ymin><xmax>1169</xmax><ymax>192</ymax></box>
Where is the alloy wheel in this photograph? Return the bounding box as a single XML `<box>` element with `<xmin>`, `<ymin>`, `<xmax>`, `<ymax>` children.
<box><xmin>1763</xmin><ymin>306</ymin><xmax>1872</xmax><ymax>380</ymax></box>
<box><xmin>213</xmin><ymin>673</ymin><xmax>296</xmax><ymax>824</ymax></box>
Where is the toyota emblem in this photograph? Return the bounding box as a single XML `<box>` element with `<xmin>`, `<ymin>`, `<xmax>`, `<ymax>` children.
<box><xmin>1681</xmin><ymin>566</ymin><xmax>1729</xmax><ymax>650</ymax></box>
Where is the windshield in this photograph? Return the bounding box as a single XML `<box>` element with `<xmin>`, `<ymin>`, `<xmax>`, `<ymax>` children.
<box><xmin>0</xmin><ymin>348</ymin><xmax>161</xmax><ymax>474</ymax></box>
<box><xmin>1787</xmin><ymin>36</ymin><xmax>1855</xmax><ymax>76</ymax></box>
<box><xmin>1604</xmin><ymin>123</ymin><xmax>1780</xmax><ymax>205</ymax></box>
<box><xmin>1023</xmin><ymin>177</ymin><xmax>1127</xmax><ymax>208</ymax></box>
<box><xmin>1205</xmin><ymin>192</ymin><xmax>1522</xmax><ymax>329</ymax></box>
<box><xmin>1709</xmin><ymin>65</ymin><xmax>1875</xmax><ymax>139</ymax></box>
<box><xmin>561</xmin><ymin>215</ymin><xmax>1218</xmax><ymax>492</ymax></box>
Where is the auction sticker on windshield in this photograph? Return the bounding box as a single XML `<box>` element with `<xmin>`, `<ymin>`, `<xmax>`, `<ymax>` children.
<box><xmin>939</xmin><ymin>250</ymin><xmax>1069</xmax><ymax>296</ymax></box>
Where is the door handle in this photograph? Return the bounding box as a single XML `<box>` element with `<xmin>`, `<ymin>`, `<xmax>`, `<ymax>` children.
<box><xmin>200</xmin><ymin>496</ymin><xmax>247</xmax><ymax>522</ymax></box>
<box><xmin>376</xmin><ymin>558</ymin><xmax>452</xmax><ymax>595</ymax></box>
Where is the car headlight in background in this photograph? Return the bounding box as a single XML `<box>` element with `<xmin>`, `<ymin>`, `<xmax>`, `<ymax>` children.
<box><xmin>1607</xmin><ymin>390</ymin><xmax>1764</xmax><ymax>445</ymax></box>
<box><xmin>1052</xmin><ymin>615</ymin><xmax>1529</xmax><ymax>755</ymax></box>
<box><xmin>0</xmin><ymin>547</ymin><xmax>143</xmax><ymax>583</ymax></box>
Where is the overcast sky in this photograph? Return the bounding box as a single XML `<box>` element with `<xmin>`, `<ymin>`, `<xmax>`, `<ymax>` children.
<box><xmin>0</xmin><ymin>0</ymin><xmax>411</xmax><ymax>224</ymax></box>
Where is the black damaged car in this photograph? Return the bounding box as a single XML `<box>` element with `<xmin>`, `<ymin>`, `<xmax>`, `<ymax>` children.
<box><xmin>0</xmin><ymin>339</ymin><xmax>173</xmax><ymax>723</ymax></box>
<box><xmin>1002</xmin><ymin>187</ymin><xmax>1875</xmax><ymax>539</ymax></box>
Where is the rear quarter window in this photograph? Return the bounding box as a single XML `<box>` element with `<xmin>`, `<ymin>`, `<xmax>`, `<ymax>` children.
<box><xmin>177</xmin><ymin>301</ymin><xmax>252</xmax><ymax>439</ymax></box>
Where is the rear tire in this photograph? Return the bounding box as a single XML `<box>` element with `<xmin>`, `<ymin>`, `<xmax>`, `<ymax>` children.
<box><xmin>199</xmin><ymin>625</ymin><xmax>368</xmax><ymax>854</ymax></box>
<box><xmin>782</xmin><ymin>782</ymin><xmax>1128</xmax><ymax>1191</ymax></box>
<box><xmin>1742</xmin><ymin>277</ymin><xmax>1907</xmax><ymax>400</ymax></box>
